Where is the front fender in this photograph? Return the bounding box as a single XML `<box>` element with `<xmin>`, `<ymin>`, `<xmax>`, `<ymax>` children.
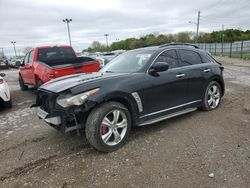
<box><xmin>89</xmin><ymin>91</ymin><xmax>140</xmax><ymax>126</ymax></box>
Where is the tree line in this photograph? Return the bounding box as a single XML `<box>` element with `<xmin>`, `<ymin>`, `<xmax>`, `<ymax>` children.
<box><xmin>85</xmin><ymin>29</ymin><xmax>250</xmax><ymax>52</ymax></box>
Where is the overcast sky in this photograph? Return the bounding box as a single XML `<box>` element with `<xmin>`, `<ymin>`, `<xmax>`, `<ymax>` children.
<box><xmin>0</xmin><ymin>0</ymin><xmax>249</xmax><ymax>56</ymax></box>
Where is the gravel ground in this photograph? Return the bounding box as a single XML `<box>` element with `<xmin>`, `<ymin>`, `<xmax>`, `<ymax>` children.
<box><xmin>0</xmin><ymin>57</ymin><xmax>249</xmax><ymax>188</ymax></box>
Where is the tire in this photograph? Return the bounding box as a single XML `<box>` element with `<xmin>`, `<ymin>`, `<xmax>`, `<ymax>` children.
<box><xmin>35</xmin><ymin>77</ymin><xmax>43</xmax><ymax>89</ymax></box>
<box><xmin>200</xmin><ymin>81</ymin><xmax>222</xmax><ymax>111</ymax></box>
<box><xmin>19</xmin><ymin>75</ymin><xmax>28</xmax><ymax>91</ymax></box>
<box><xmin>85</xmin><ymin>102</ymin><xmax>131</xmax><ymax>152</ymax></box>
<box><xmin>4</xmin><ymin>100</ymin><xmax>12</xmax><ymax>108</ymax></box>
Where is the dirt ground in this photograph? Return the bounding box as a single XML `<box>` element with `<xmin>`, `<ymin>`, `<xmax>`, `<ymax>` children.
<box><xmin>0</xmin><ymin>57</ymin><xmax>249</xmax><ymax>188</ymax></box>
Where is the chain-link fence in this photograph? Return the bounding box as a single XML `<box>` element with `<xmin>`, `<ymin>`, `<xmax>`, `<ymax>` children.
<box><xmin>196</xmin><ymin>40</ymin><xmax>250</xmax><ymax>59</ymax></box>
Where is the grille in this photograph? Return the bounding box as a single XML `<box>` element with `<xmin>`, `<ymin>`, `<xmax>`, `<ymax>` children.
<box><xmin>41</xmin><ymin>95</ymin><xmax>50</xmax><ymax>112</ymax></box>
<box><xmin>38</xmin><ymin>90</ymin><xmax>57</xmax><ymax>113</ymax></box>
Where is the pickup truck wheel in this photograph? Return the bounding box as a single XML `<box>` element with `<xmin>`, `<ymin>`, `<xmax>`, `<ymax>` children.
<box><xmin>19</xmin><ymin>75</ymin><xmax>28</xmax><ymax>91</ymax></box>
<box><xmin>85</xmin><ymin>102</ymin><xmax>131</xmax><ymax>152</ymax></box>
<box><xmin>200</xmin><ymin>81</ymin><xmax>222</xmax><ymax>111</ymax></box>
<box><xmin>35</xmin><ymin>78</ymin><xmax>43</xmax><ymax>89</ymax></box>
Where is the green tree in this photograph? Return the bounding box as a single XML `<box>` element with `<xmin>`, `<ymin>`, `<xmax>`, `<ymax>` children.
<box><xmin>85</xmin><ymin>29</ymin><xmax>250</xmax><ymax>52</ymax></box>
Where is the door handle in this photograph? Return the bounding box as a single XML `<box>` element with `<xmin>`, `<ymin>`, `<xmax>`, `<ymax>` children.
<box><xmin>203</xmin><ymin>68</ymin><xmax>211</xmax><ymax>73</ymax></box>
<box><xmin>176</xmin><ymin>73</ymin><xmax>185</xmax><ymax>78</ymax></box>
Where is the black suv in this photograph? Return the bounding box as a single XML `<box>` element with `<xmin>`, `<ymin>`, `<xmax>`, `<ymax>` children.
<box><xmin>31</xmin><ymin>43</ymin><xmax>224</xmax><ymax>152</ymax></box>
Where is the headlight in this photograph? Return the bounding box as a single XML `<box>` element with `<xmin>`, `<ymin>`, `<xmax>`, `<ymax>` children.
<box><xmin>56</xmin><ymin>88</ymin><xmax>99</xmax><ymax>108</ymax></box>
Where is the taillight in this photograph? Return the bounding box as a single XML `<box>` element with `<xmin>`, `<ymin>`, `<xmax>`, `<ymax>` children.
<box><xmin>47</xmin><ymin>73</ymin><xmax>55</xmax><ymax>79</ymax></box>
<box><xmin>0</xmin><ymin>79</ymin><xmax>3</xmax><ymax>84</ymax></box>
<box><xmin>44</xmin><ymin>70</ymin><xmax>55</xmax><ymax>80</ymax></box>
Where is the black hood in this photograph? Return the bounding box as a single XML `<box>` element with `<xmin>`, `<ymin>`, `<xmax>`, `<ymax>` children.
<box><xmin>39</xmin><ymin>72</ymin><xmax>129</xmax><ymax>93</ymax></box>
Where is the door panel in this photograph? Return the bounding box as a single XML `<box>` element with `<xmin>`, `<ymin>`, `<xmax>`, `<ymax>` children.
<box><xmin>25</xmin><ymin>50</ymin><xmax>35</xmax><ymax>84</ymax></box>
<box><xmin>142</xmin><ymin>69</ymin><xmax>188</xmax><ymax>115</ymax></box>
<box><xmin>181</xmin><ymin>64</ymin><xmax>205</xmax><ymax>102</ymax></box>
<box><xmin>140</xmin><ymin>49</ymin><xmax>188</xmax><ymax>117</ymax></box>
<box><xmin>20</xmin><ymin>53</ymin><xmax>30</xmax><ymax>83</ymax></box>
<box><xmin>177</xmin><ymin>49</ymin><xmax>207</xmax><ymax>102</ymax></box>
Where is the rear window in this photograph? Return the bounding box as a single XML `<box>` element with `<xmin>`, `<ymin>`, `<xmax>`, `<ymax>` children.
<box><xmin>37</xmin><ymin>47</ymin><xmax>76</xmax><ymax>62</ymax></box>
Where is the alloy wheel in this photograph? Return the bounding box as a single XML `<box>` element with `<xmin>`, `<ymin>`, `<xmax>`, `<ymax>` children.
<box><xmin>100</xmin><ymin>110</ymin><xmax>128</xmax><ymax>146</ymax></box>
<box><xmin>207</xmin><ymin>85</ymin><xmax>221</xmax><ymax>109</ymax></box>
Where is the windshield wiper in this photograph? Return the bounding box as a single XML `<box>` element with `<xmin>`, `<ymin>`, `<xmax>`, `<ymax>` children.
<box><xmin>104</xmin><ymin>71</ymin><xmax>114</xmax><ymax>73</ymax></box>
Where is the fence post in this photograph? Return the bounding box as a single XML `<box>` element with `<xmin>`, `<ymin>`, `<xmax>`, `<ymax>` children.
<box><xmin>210</xmin><ymin>43</ymin><xmax>212</xmax><ymax>53</ymax></box>
<box><xmin>215</xmin><ymin>43</ymin><xmax>217</xmax><ymax>55</ymax></box>
<box><xmin>229</xmin><ymin>42</ymin><xmax>232</xmax><ymax>58</ymax></box>
<box><xmin>240</xmin><ymin>41</ymin><xmax>243</xmax><ymax>59</ymax></box>
<box><xmin>205</xmin><ymin>43</ymin><xmax>207</xmax><ymax>51</ymax></box>
<box><xmin>222</xmin><ymin>40</ymin><xmax>224</xmax><ymax>56</ymax></box>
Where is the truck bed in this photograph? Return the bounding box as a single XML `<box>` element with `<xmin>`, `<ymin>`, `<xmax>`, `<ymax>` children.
<box><xmin>39</xmin><ymin>56</ymin><xmax>96</xmax><ymax>69</ymax></box>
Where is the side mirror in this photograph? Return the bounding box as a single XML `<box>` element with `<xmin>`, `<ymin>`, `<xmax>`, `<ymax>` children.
<box><xmin>0</xmin><ymin>73</ymin><xmax>6</xmax><ymax>77</ymax></box>
<box><xmin>149</xmin><ymin>62</ymin><xmax>169</xmax><ymax>75</ymax></box>
<box><xmin>20</xmin><ymin>60</ymin><xmax>25</xmax><ymax>66</ymax></box>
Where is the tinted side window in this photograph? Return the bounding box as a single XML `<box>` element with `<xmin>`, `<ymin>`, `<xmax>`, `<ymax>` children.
<box><xmin>28</xmin><ymin>51</ymin><xmax>34</xmax><ymax>64</ymax></box>
<box><xmin>24</xmin><ymin>53</ymin><xmax>30</xmax><ymax>64</ymax></box>
<box><xmin>155</xmin><ymin>50</ymin><xmax>178</xmax><ymax>69</ymax></box>
<box><xmin>178</xmin><ymin>50</ymin><xmax>202</xmax><ymax>66</ymax></box>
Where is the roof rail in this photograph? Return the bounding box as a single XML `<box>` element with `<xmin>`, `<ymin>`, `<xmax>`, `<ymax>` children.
<box><xmin>159</xmin><ymin>43</ymin><xmax>199</xmax><ymax>49</ymax></box>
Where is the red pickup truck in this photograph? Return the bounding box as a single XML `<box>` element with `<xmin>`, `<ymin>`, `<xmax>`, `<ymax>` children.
<box><xmin>19</xmin><ymin>45</ymin><xmax>100</xmax><ymax>90</ymax></box>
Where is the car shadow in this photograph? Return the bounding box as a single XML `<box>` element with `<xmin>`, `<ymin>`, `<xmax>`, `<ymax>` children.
<box><xmin>49</xmin><ymin>111</ymin><xmax>200</xmax><ymax>156</ymax></box>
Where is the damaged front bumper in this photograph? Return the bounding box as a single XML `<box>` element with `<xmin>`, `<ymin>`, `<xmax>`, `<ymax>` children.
<box><xmin>31</xmin><ymin>102</ymin><xmax>95</xmax><ymax>133</ymax></box>
<box><xmin>31</xmin><ymin>89</ymin><xmax>97</xmax><ymax>133</ymax></box>
<box><xmin>31</xmin><ymin>106</ymin><xmax>62</xmax><ymax>125</ymax></box>
<box><xmin>31</xmin><ymin>104</ymin><xmax>81</xmax><ymax>132</ymax></box>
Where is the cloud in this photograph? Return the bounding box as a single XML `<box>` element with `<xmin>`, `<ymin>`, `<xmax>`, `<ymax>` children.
<box><xmin>0</xmin><ymin>0</ymin><xmax>249</xmax><ymax>56</ymax></box>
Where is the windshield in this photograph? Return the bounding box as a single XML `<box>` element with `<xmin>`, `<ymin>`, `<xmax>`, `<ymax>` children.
<box><xmin>101</xmin><ymin>50</ymin><xmax>154</xmax><ymax>73</ymax></box>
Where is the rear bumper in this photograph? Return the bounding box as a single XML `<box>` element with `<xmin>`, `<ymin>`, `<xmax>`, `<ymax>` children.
<box><xmin>31</xmin><ymin>106</ymin><xmax>61</xmax><ymax>126</ymax></box>
<box><xmin>0</xmin><ymin>84</ymin><xmax>10</xmax><ymax>102</ymax></box>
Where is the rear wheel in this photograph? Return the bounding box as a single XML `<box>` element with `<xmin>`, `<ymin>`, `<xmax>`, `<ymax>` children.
<box><xmin>200</xmin><ymin>81</ymin><xmax>222</xmax><ymax>111</ymax></box>
<box><xmin>85</xmin><ymin>102</ymin><xmax>131</xmax><ymax>152</ymax></box>
<box><xmin>19</xmin><ymin>75</ymin><xmax>28</xmax><ymax>91</ymax></box>
<box><xmin>35</xmin><ymin>77</ymin><xmax>43</xmax><ymax>89</ymax></box>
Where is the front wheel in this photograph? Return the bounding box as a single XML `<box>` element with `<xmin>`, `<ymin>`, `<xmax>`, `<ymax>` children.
<box><xmin>200</xmin><ymin>81</ymin><xmax>222</xmax><ymax>111</ymax></box>
<box><xmin>85</xmin><ymin>102</ymin><xmax>131</xmax><ymax>152</ymax></box>
<box><xmin>19</xmin><ymin>75</ymin><xmax>28</xmax><ymax>91</ymax></box>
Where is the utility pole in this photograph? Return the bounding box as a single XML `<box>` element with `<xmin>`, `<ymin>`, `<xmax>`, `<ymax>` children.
<box><xmin>188</xmin><ymin>11</ymin><xmax>200</xmax><ymax>43</ymax></box>
<box><xmin>0</xmin><ymin>48</ymin><xmax>4</xmax><ymax>58</ymax></box>
<box><xmin>104</xmin><ymin>34</ymin><xmax>109</xmax><ymax>50</ymax></box>
<box><xmin>11</xmin><ymin>41</ymin><xmax>17</xmax><ymax>57</ymax></box>
<box><xmin>196</xmin><ymin>11</ymin><xmax>200</xmax><ymax>43</ymax></box>
<box><xmin>63</xmin><ymin>18</ymin><xmax>72</xmax><ymax>46</ymax></box>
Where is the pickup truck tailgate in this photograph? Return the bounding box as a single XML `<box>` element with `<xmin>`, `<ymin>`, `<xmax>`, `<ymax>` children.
<box><xmin>52</xmin><ymin>61</ymin><xmax>100</xmax><ymax>78</ymax></box>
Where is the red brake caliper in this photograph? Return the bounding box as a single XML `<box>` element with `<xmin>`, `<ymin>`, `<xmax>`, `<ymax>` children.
<box><xmin>101</xmin><ymin>125</ymin><xmax>108</xmax><ymax>135</ymax></box>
